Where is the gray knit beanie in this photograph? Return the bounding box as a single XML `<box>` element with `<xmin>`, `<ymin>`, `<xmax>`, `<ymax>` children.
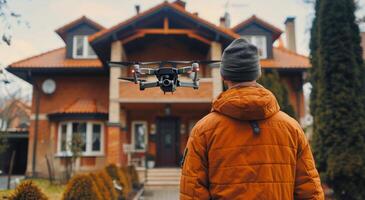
<box><xmin>220</xmin><ymin>38</ymin><xmax>261</xmax><ymax>82</ymax></box>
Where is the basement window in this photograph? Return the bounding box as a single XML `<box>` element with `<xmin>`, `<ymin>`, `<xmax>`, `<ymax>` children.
<box><xmin>132</xmin><ymin>121</ymin><xmax>148</xmax><ymax>152</ymax></box>
<box><xmin>72</xmin><ymin>35</ymin><xmax>97</xmax><ymax>59</ymax></box>
<box><xmin>241</xmin><ymin>35</ymin><xmax>267</xmax><ymax>59</ymax></box>
<box><xmin>57</xmin><ymin>121</ymin><xmax>104</xmax><ymax>156</ymax></box>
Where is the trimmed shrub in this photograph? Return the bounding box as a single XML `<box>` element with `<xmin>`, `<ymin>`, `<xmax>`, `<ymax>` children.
<box><xmin>98</xmin><ymin>170</ymin><xmax>118</xmax><ymax>200</ymax></box>
<box><xmin>127</xmin><ymin>165</ymin><xmax>140</xmax><ymax>189</ymax></box>
<box><xmin>8</xmin><ymin>180</ymin><xmax>48</xmax><ymax>200</ymax></box>
<box><xmin>120</xmin><ymin>167</ymin><xmax>133</xmax><ymax>191</ymax></box>
<box><xmin>105</xmin><ymin>164</ymin><xmax>131</xmax><ymax>199</ymax></box>
<box><xmin>62</xmin><ymin>174</ymin><xmax>102</xmax><ymax>200</ymax></box>
<box><xmin>90</xmin><ymin>171</ymin><xmax>118</xmax><ymax>200</ymax></box>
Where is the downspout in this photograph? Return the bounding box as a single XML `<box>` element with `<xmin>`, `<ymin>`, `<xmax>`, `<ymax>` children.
<box><xmin>29</xmin><ymin>71</ymin><xmax>40</xmax><ymax>178</ymax></box>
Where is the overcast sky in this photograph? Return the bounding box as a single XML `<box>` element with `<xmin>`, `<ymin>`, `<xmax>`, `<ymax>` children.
<box><xmin>1</xmin><ymin>0</ymin><xmax>365</xmax><ymax>99</ymax></box>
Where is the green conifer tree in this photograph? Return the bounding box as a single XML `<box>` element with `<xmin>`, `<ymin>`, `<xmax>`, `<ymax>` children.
<box><xmin>258</xmin><ymin>70</ymin><xmax>296</xmax><ymax>118</ymax></box>
<box><xmin>310</xmin><ymin>0</ymin><xmax>365</xmax><ymax>199</ymax></box>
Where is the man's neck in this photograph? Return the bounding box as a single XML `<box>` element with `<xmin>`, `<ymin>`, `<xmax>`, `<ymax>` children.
<box><xmin>228</xmin><ymin>81</ymin><xmax>257</xmax><ymax>89</ymax></box>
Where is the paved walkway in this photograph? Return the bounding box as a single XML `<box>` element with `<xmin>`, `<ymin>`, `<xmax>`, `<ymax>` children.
<box><xmin>143</xmin><ymin>188</ymin><xmax>179</xmax><ymax>200</ymax></box>
<box><xmin>0</xmin><ymin>176</ymin><xmax>24</xmax><ymax>190</ymax></box>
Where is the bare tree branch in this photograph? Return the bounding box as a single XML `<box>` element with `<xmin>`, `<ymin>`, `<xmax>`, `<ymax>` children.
<box><xmin>0</xmin><ymin>0</ymin><xmax>28</xmax><ymax>46</ymax></box>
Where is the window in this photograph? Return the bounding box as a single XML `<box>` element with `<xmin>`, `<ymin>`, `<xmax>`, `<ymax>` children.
<box><xmin>132</xmin><ymin>121</ymin><xmax>147</xmax><ymax>152</ymax></box>
<box><xmin>92</xmin><ymin>124</ymin><xmax>101</xmax><ymax>151</ymax></box>
<box><xmin>60</xmin><ymin>124</ymin><xmax>67</xmax><ymax>152</ymax></box>
<box><xmin>72</xmin><ymin>35</ymin><xmax>97</xmax><ymax>59</ymax></box>
<box><xmin>57</xmin><ymin>121</ymin><xmax>104</xmax><ymax>156</ymax></box>
<box><xmin>241</xmin><ymin>35</ymin><xmax>267</xmax><ymax>59</ymax></box>
<box><xmin>0</xmin><ymin>119</ymin><xmax>8</xmax><ymax>131</ymax></box>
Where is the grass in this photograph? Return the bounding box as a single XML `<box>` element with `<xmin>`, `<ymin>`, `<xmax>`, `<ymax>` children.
<box><xmin>0</xmin><ymin>178</ymin><xmax>65</xmax><ymax>200</ymax></box>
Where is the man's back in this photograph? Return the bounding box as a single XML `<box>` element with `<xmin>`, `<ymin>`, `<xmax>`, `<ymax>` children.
<box><xmin>180</xmin><ymin>85</ymin><xmax>324</xmax><ymax>200</ymax></box>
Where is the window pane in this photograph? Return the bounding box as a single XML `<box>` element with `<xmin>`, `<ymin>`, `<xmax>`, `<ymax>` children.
<box><xmin>92</xmin><ymin>124</ymin><xmax>101</xmax><ymax>151</ymax></box>
<box><xmin>134</xmin><ymin>123</ymin><xmax>146</xmax><ymax>150</ymax></box>
<box><xmin>255</xmin><ymin>37</ymin><xmax>263</xmax><ymax>57</ymax></box>
<box><xmin>72</xmin><ymin>122</ymin><xmax>87</xmax><ymax>152</ymax></box>
<box><xmin>87</xmin><ymin>44</ymin><xmax>96</xmax><ymax>57</ymax></box>
<box><xmin>75</xmin><ymin>36</ymin><xmax>84</xmax><ymax>56</ymax></box>
<box><xmin>242</xmin><ymin>36</ymin><xmax>252</xmax><ymax>43</ymax></box>
<box><xmin>60</xmin><ymin>124</ymin><xmax>67</xmax><ymax>152</ymax></box>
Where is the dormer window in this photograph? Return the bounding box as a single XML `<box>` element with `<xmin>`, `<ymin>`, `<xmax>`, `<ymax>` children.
<box><xmin>72</xmin><ymin>35</ymin><xmax>97</xmax><ymax>59</ymax></box>
<box><xmin>241</xmin><ymin>35</ymin><xmax>267</xmax><ymax>59</ymax></box>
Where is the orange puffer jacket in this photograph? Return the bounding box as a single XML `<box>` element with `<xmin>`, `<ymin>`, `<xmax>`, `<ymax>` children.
<box><xmin>180</xmin><ymin>85</ymin><xmax>324</xmax><ymax>200</ymax></box>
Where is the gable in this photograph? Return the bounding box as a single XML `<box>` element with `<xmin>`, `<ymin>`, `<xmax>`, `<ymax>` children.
<box><xmin>55</xmin><ymin>16</ymin><xmax>104</xmax><ymax>42</ymax></box>
<box><xmin>65</xmin><ymin>23</ymin><xmax>101</xmax><ymax>58</ymax></box>
<box><xmin>232</xmin><ymin>15</ymin><xmax>282</xmax><ymax>41</ymax></box>
<box><xmin>89</xmin><ymin>1</ymin><xmax>239</xmax><ymax>64</ymax></box>
<box><xmin>232</xmin><ymin>15</ymin><xmax>282</xmax><ymax>59</ymax></box>
<box><xmin>236</xmin><ymin>23</ymin><xmax>275</xmax><ymax>59</ymax></box>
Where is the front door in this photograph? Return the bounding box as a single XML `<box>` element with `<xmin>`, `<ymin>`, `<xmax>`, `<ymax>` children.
<box><xmin>156</xmin><ymin>117</ymin><xmax>179</xmax><ymax>167</ymax></box>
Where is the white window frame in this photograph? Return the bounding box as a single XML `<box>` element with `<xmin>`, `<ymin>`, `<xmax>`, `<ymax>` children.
<box><xmin>72</xmin><ymin>35</ymin><xmax>97</xmax><ymax>59</ymax></box>
<box><xmin>131</xmin><ymin>121</ymin><xmax>148</xmax><ymax>152</ymax></box>
<box><xmin>57</xmin><ymin>121</ymin><xmax>104</xmax><ymax>157</ymax></box>
<box><xmin>0</xmin><ymin>118</ymin><xmax>8</xmax><ymax>131</ymax></box>
<box><xmin>241</xmin><ymin>35</ymin><xmax>268</xmax><ymax>59</ymax></box>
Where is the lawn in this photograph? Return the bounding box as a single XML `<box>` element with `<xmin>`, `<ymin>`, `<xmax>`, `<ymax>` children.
<box><xmin>0</xmin><ymin>178</ymin><xmax>65</xmax><ymax>200</ymax></box>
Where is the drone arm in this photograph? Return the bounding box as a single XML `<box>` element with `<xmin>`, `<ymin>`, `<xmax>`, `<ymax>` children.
<box><xmin>139</xmin><ymin>68</ymin><xmax>156</xmax><ymax>75</ymax></box>
<box><xmin>178</xmin><ymin>81</ymin><xmax>199</xmax><ymax>89</ymax></box>
<box><xmin>140</xmin><ymin>81</ymin><xmax>159</xmax><ymax>90</ymax></box>
<box><xmin>177</xmin><ymin>66</ymin><xmax>193</xmax><ymax>74</ymax></box>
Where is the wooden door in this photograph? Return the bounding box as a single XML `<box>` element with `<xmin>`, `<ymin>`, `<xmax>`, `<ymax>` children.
<box><xmin>156</xmin><ymin>117</ymin><xmax>180</xmax><ymax>167</ymax></box>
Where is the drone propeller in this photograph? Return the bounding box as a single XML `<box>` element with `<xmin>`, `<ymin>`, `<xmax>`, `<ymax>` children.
<box><xmin>118</xmin><ymin>77</ymin><xmax>146</xmax><ymax>82</ymax></box>
<box><xmin>108</xmin><ymin>61</ymin><xmax>139</xmax><ymax>67</ymax></box>
<box><xmin>173</xmin><ymin>60</ymin><xmax>221</xmax><ymax>64</ymax></box>
<box><xmin>108</xmin><ymin>60</ymin><xmax>221</xmax><ymax>67</ymax></box>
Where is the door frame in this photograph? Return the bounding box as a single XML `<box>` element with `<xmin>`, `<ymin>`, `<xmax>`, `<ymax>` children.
<box><xmin>155</xmin><ymin>116</ymin><xmax>180</xmax><ymax>167</ymax></box>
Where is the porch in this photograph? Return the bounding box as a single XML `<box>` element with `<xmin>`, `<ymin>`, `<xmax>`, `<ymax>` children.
<box><xmin>121</xmin><ymin>102</ymin><xmax>210</xmax><ymax>169</ymax></box>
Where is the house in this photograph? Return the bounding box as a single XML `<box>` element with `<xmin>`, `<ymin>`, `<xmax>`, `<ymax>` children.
<box><xmin>7</xmin><ymin>0</ymin><xmax>310</xmax><ymax>179</ymax></box>
<box><xmin>0</xmin><ymin>99</ymin><xmax>30</xmax><ymax>175</ymax></box>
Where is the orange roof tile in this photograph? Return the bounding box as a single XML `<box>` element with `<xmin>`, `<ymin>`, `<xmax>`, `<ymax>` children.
<box><xmin>8</xmin><ymin>47</ymin><xmax>103</xmax><ymax>69</ymax></box>
<box><xmin>261</xmin><ymin>47</ymin><xmax>310</xmax><ymax>69</ymax></box>
<box><xmin>50</xmin><ymin>99</ymin><xmax>107</xmax><ymax>114</ymax></box>
<box><xmin>89</xmin><ymin>1</ymin><xmax>239</xmax><ymax>42</ymax></box>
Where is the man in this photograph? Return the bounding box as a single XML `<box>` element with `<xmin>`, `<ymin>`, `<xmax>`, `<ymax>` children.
<box><xmin>180</xmin><ymin>38</ymin><xmax>324</xmax><ymax>200</ymax></box>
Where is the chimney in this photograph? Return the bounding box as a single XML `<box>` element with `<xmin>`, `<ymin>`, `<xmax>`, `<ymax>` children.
<box><xmin>284</xmin><ymin>17</ymin><xmax>297</xmax><ymax>52</ymax></box>
<box><xmin>173</xmin><ymin>0</ymin><xmax>186</xmax><ymax>9</ymax></box>
<box><xmin>135</xmin><ymin>5</ymin><xmax>140</xmax><ymax>15</ymax></box>
<box><xmin>219</xmin><ymin>12</ymin><xmax>231</xmax><ymax>28</ymax></box>
<box><xmin>219</xmin><ymin>17</ymin><xmax>226</xmax><ymax>28</ymax></box>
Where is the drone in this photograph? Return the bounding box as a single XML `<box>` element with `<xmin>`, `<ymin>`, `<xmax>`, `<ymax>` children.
<box><xmin>108</xmin><ymin>60</ymin><xmax>221</xmax><ymax>93</ymax></box>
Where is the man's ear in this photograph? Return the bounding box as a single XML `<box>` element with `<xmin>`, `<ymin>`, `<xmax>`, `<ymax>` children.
<box><xmin>222</xmin><ymin>78</ymin><xmax>229</xmax><ymax>90</ymax></box>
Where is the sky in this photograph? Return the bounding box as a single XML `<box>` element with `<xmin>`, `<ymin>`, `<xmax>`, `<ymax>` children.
<box><xmin>1</xmin><ymin>0</ymin><xmax>365</xmax><ymax>100</ymax></box>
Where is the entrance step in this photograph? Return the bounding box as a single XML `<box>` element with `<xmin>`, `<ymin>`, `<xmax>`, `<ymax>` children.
<box><xmin>145</xmin><ymin>168</ymin><xmax>181</xmax><ymax>189</ymax></box>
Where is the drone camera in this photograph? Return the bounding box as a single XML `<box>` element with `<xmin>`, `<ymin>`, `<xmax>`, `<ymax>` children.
<box><xmin>162</xmin><ymin>79</ymin><xmax>173</xmax><ymax>87</ymax></box>
<box><xmin>192</xmin><ymin>63</ymin><xmax>199</xmax><ymax>72</ymax></box>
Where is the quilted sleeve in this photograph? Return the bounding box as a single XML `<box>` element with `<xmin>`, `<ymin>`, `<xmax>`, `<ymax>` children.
<box><xmin>180</xmin><ymin>127</ymin><xmax>210</xmax><ymax>200</ymax></box>
<box><xmin>294</xmin><ymin>128</ymin><xmax>324</xmax><ymax>200</ymax></box>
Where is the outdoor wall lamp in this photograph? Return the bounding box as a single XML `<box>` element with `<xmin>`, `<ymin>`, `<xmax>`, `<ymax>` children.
<box><xmin>165</xmin><ymin>104</ymin><xmax>171</xmax><ymax>116</ymax></box>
